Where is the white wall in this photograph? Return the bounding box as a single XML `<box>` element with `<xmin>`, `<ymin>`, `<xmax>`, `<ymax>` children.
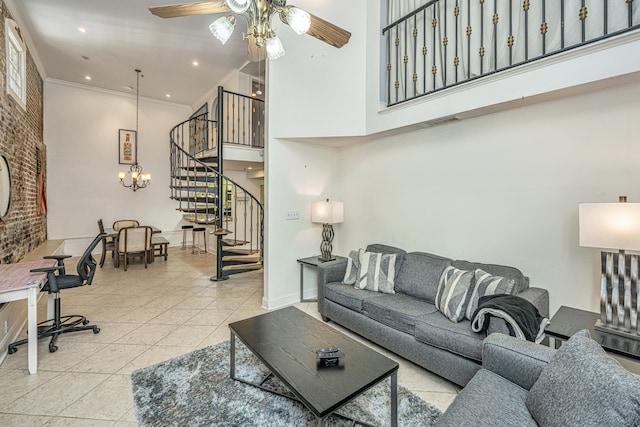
<box><xmin>263</xmin><ymin>0</ymin><xmax>640</xmax><ymax>314</ymax></box>
<box><xmin>339</xmin><ymin>79</ymin><xmax>640</xmax><ymax>316</ymax></box>
<box><xmin>44</xmin><ymin>80</ymin><xmax>192</xmax><ymax>242</ymax></box>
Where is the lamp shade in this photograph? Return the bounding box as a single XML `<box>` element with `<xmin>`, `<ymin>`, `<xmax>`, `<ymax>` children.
<box><xmin>210</xmin><ymin>16</ymin><xmax>236</xmax><ymax>44</ymax></box>
<box><xmin>311</xmin><ymin>200</ymin><xmax>344</xmax><ymax>224</ymax></box>
<box><xmin>287</xmin><ymin>7</ymin><xmax>311</xmax><ymax>35</ymax></box>
<box><xmin>266</xmin><ymin>35</ymin><xmax>285</xmax><ymax>60</ymax></box>
<box><xmin>579</xmin><ymin>202</ymin><xmax>640</xmax><ymax>251</ymax></box>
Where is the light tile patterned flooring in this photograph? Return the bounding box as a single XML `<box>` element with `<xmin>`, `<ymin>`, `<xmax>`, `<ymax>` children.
<box><xmin>0</xmin><ymin>245</ymin><xmax>459</xmax><ymax>426</ymax></box>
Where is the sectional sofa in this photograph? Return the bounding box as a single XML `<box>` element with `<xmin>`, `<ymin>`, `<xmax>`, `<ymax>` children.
<box><xmin>317</xmin><ymin>243</ymin><xmax>549</xmax><ymax>387</ymax></box>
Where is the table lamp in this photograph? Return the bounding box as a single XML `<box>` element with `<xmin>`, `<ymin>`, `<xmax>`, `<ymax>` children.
<box><xmin>579</xmin><ymin>196</ymin><xmax>640</xmax><ymax>340</ymax></box>
<box><xmin>311</xmin><ymin>199</ymin><xmax>344</xmax><ymax>261</ymax></box>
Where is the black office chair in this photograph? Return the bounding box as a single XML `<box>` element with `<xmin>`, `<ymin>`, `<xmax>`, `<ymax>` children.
<box><xmin>8</xmin><ymin>233</ymin><xmax>103</xmax><ymax>354</ymax></box>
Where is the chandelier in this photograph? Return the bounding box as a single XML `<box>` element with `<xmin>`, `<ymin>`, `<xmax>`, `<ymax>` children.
<box><xmin>118</xmin><ymin>69</ymin><xmax>151</xmax><ymax>192</ymax></box>
<box><xmin>209</xmin><ymin>0</ymin><xmax>309</xmax><ymax>59</ymax></box>
<box><xmin>149</xmin><ymin>1</ymin><xmax>351</xmax><ymax>62</ymax></box>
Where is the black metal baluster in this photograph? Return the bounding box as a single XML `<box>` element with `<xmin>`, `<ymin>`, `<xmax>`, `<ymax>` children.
<box><xmin>433</xmin><ymin>4</ymin><xmax>437</xmax><ymax>91</ymax></box>
<box><xmin>629</xmin><ymin>0</ymin><xmax>633</xmax><ymax>28</ymax></box>
<box><xmin>386</xmin><ymin>27</ymin><xmax>391</xmax><ymax>105</ymax></box>
<box><xmin>467</xmin><ymin>0</ymin><xmax>471</xmax><ymax>80</ymax></box>
<box><xmin>509</xmin><ymin>0</ymin><xmax>513</xmax><ymax>66</ymax></box>
<box><xmin>454</xmin><ymin>0</ymin><xmax>459</xmax><ymax>83</ymax></box>
<box><xmin>542</xmin><ymin>0</ymin><xmax>547</xmax><ymax>55</ymax></box>
<box><xmin>581</xmin><ymin>0</ymin><xmax>586</xmax><ymax>43</ymax></box>
<box><xmin>404</xmin><ymin>21</ymin><xmax>408</xmax><ymax>102</ymax></box>
<box><xmin>604</xmin><ymin>0</ymin><xmax>608</xmax><ymax>35</ymax></box>
<box><xmin>413</xmin><ymin>15</ymin><xmax>418</xmax><ymax>96</ymax></box>
<box><xmin>444</xmin><ymin>0</ymin><xmax>448</xmax><ymax>85</ymax></box>
<box><xmin>423</xmin><ymin>8</ymin><xmax>427</xmax><ymax>93</ymax></box>
<box><xmin>561</xmin><ymin>0</ymin><xmax>565</xmax><ymax>49</ymax></box>
<box><xmin>524</xmin><ymin>0</ymin><xmax>529</xmax><ymax>60</ymax></box>
<box><xmin>480</xmin><ymin>0</ymin><xmax>485</xmax><ymax>76</ymax></box>
<box><xmin>395</xmin><ymin>25</ymin><xmax>400</xmax><ymax>103</ymax></box>
<box><xmin>493</xmin><ymin>0</ymin><xmax>498</xmax><ymax>71</ymax></box>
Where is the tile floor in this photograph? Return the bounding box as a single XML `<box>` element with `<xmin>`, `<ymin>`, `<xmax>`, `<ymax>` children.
<box><xmin>0</xmin><ymin>245</ymin><xmax>459</xmax><ymax>426</ymax></box>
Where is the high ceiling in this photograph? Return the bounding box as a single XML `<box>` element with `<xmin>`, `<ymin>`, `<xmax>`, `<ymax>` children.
<box><xmin>9</xmin><ymin>0</ymin><xmax>255</xmax><ymax>106</ymax></box>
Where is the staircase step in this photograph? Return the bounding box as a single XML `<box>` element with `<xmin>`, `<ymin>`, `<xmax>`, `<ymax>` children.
<box><xmin>177</xmin><ymin>207</ymin><xmax>218</xmax><ymax>213</ymax></box>
<box><xmin>221</xmin><ymin>238</ymin><xmax>249</xmax><ymax>247</ymax></box>
<box><xmin>222</xmin><ymin>263</ymin><xmax>263</xmax><ymax>272</ymax></box>
<box><xmin>223</xmin><ymin>255</ymin><xmax>261</xmax><ymax>264</ymax></box>
<box><xmin>182</xmin><ymin>214</ymin><xmax>218</xmax><ymax>224</ymax></box>
<box><xmin>172</xmin><ymin>197</ymin><xmax>217</xmax><ymax>203</ymax></box>
<box><xmin>179</xmin><ymin>165</ymin><xmax>218</xmax><ymax>172</ymax></box>
<box><xmin>173</xmin><ymin>175</ymin><xmax>217</xmax><ymax>183</ymax></box>
<box><xmin>221</xmin><ymin>248</ymin><xmax>260</xmax><ymax>256</ymax></box>
<box><xmin>171</xmin><ymin>185</ymin><xmax>217</xmax><ymax>191</ymax></box>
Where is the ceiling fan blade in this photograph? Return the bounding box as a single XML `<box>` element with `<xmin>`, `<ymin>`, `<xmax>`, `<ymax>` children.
<box><xmin>247</xmin><ymin>35</ymin><xmax>266</xmax><ymax>62</ymax></box>
<box><xmin>149</xmin><ymin>1</ymin><xmax>228</xmax><ymax>18</ymax></box>
<box><xmin>300</xmin><ymin>9</ymin><xmax>351</xmax><ymax>49</ymax></box>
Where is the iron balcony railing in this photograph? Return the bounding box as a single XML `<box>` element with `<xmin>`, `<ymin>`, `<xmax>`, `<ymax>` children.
<box><xmin>383</xmin><ymin>0</ymin><xmax>640</xmax><ymax>106</ymax></box>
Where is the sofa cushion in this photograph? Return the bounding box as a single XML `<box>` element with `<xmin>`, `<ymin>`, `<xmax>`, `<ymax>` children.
<box><xmin>361</xmin><ymin>293</ymin><xmax>438</xmax><ymax>335</ymax></box>
<box><xmin>325</xmin><ymin>282</ymin><xmax>379</xmax><ymax>312</ymax></box>
<box><xmin>526</xmin><ymin>331</ymin><xmax>640</xmax><ymax>427</ymax></box>
<box><xmin>435</xmin><ymin>266</ymin><xmax>475</xmax><ymax>322</ymax></box>
<box><xmin>464</xmin><ymin>269</ymin><xmax>517</xmax><ymax>320</ymax></box>
<box><xmin>365</xmin><ymin>243</ymin><xmax>407</xmax><ymax>271</ymax></box>
<box><xmin>342</xmin><ymin>249</ymin><xmax>360</xmax><ymax>285</ymax></box>
<box><xmin>355</xmin><ymin>249</ymin><xmax>397</xmax><ymax>294</ymax></box>
<box><xmin>395</xmin><ymin>252</ymin><xmax>452</xmax><ymax>303</ymax></box>
<box><xmin>438</xmin><ymin>369</ymin><xmax>537</xmax><ymax>427</ymax></box>
<box><xmin>414</xmin><ymin>312</ymin><xmax>484</xmax><ymax>361</ymax></box>
<box><xmin>452</xmin><ymin>259</ymin><xmax>529</xmax><ymax>293</ymax></box>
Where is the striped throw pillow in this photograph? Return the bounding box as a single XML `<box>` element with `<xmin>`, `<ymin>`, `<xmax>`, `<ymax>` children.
<box><xmin>342</xmin><ymin>250</ymin><xmax>360</xmax><ymax>285</ymax></box>
<box><xmin>465</xmin><ymin>269</ymin><xmax>516</xmax><ymax>320</ymax></box>
<box><xmin>354</xmin><ymin>249</ymin><xmax>397</xmax><ymax>294</ymax></box>
<box><xmin>435</xmin><ymin>266</ymin><xmax>475</xmax><ymax>322</ymax></box>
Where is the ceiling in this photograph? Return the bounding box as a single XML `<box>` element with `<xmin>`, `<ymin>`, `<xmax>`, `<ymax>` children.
<box><xmin>9</xmin><ymin>0</ymin><xmax>257</xmax><ymax>106</ymax></box>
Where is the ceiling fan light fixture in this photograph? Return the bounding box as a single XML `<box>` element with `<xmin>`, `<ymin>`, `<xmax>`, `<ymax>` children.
<box><xmin>286</xmin><ymin>8</ymin><xmax>311</xmax><ymax>35</ymax></box>
<box><xmin>226</xmin><ymin>0</ymin><xmax>250</xmax><ymax>14</ymax></box>
<box><xmin>209</xmin><ymin>16</ymin><xmax>236</xmax><ymax>44</ymax></box>
<box><xmin>266</xmin><ymin>35</ymin><xmax>285</xmax><ymax>60</ymax></box>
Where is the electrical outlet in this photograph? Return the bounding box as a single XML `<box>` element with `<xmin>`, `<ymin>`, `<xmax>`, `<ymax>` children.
<box><xmin>286</xmin><ymin>210</ymin><xmax>300</xmax><ymax>220</ymax></box>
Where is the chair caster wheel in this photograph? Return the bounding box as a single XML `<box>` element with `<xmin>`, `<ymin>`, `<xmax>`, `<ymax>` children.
<box><xmin>82</xmin><ymin>319</ymin><xmax>89</xmax><ymax>325</ymax></box>
<box><xmin>8</xmin><ymin>347</ymin><xmax>17</xmax><ymax>354</ymax></box>
<box><xmin>49</xmin><ymin>345</ymin><xmax>58</xmax><ymax>353</ymax></box>
<box><xmin>93</xmin><ymin>327</ymin><xmax>100</xmax><ymax>334</ymax></box>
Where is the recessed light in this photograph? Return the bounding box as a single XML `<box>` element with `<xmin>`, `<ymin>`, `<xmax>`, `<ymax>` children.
<box><xmin>165</xmin><ymin>94</ymin><xmax>171</xmax><ymax>98</ymax></box>
<box><xmin>78</xmin><ymin>27</ymin><xmax>87</xmax><ymax>33</ymax></box>
<box><xmin>192</xmin><ymin>60</ymin><xmax>199</xmax><ymax>66</ymax></box>
<box><xmin>84</xmin><ymin>75</ymin><xmax>92</xmax><ymax>80</ymax></box>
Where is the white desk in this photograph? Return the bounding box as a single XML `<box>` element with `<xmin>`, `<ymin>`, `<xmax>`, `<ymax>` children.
<box><xmin>0</xmin><ymin>259</ymin><xmax>55</xmax><ymax>374</ymax></box>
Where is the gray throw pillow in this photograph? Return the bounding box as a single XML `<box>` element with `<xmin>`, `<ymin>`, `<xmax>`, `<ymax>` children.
<box><xmin>354</xmin><ymin>249</ymin><xmax>397</xmax><ymax>294</ymax></box>
<box><xmin>526</xmin><ymin>330</ymin><xmax>640</xmax><ymax>427</ymax></box>
<box><xmin>342</xmin><ymin>249</ymin><xmax>360</xmax><ymax>285</ymax></box>
<box><xmin>465</xmin><ymin>269</ymin><xmax>516</xmax><ymax>320</ymax></box>
<box><xmin>435</xmin><ymin>266</ymin><xmax>475</xmax><ymax>322</ymax></box>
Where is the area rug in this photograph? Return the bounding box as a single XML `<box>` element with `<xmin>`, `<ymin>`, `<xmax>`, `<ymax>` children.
<box><xmin>131</xmin><ymin>340</ymin><xmax>442</xmax><ymax>426</ymax></box>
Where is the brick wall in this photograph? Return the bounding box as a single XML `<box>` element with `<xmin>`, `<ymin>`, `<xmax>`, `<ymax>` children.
<box><xmin>0</xmin><ymin>2</ymin><xmax>46</xmax><ymax>263</ymax></box>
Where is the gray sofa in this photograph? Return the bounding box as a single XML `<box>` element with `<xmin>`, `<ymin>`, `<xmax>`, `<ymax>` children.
<box><xmin>317</xmin><ymin>244</ymin><xmax>549</xmax><ymax>387</ymax></box>
<box><xmin>438</xmin><ymin>332</ymin><xmax>640</xmax><ymax>426</ymax></box>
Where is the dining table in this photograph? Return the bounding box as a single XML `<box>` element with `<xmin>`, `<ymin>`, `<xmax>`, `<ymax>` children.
<box><xmin>104</xmin><ymin>225</ymin><xmax>162</xmax><ymax>267</ymax></box>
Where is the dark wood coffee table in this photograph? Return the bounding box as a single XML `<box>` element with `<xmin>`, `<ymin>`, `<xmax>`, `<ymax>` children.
<box><xmin>229</xmin><ymin>306</ymin><xmax>399</xmax><ymax>426</ymax></box>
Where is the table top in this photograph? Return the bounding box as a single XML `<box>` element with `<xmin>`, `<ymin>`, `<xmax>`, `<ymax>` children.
<box><xmin>546</xmin><ymin>305</ymin><xmax>640</xmax><ymax>369</ymax></box>
<box><xmin>0</xmin><ymin>259</ymin><xmax>56</xmax><ymax>294</ymax></box>
<box><xmin>229</xmin><ymin>306</ymin><xmax>398</xmax><ymax>418</ymax></box>
<box><xmin>104</xmin><ymin>225</ymin><xmax>161</xmax><ymax>238</ymax></box>
<box><xmin>297</xmin><ymin>255</ymin><xmax>347</xmax><ymax>267</ymax></box>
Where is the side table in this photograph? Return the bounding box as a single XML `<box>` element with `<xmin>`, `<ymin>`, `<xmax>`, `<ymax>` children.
<box><xmin>297</xmin><ymin>255</ymin><xmax>347</xmax><ymax>302</ymax></box>
<box><xmin>546</xmin><ymin>305</ymin><xmax>640</xmax><ymax>374</ymax></box>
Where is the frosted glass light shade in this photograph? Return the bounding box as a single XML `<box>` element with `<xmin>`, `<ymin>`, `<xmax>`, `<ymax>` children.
<box><xmin>579</xmin><ymin>202</ymin><xmax>640</xmax><ymax>251</ymax></box>
<box><xmin>287</xmin><ymin>8</ymin><xmax>311</xmax><ymax>35</ymax></box>
<box><xmin>226</xmin><ymin>0</ymin><xmax>249</xmax><ymax>14</ymax></box>
<box><xmin>311</xmin><ymin>200</ymin><xmax>344</xmax><ymax>224</ymax></box>
<box><xmin>266</xmin><ymin>35</ymin><xmax>285</xmax><ymax>59</ymax></box>
<box><xmin>209</xmin><ymin>16</ymin><xmax>235</xmax><ymax>44</ymax></box>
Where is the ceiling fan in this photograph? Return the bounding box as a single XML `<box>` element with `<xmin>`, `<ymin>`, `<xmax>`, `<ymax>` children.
<box><xmin>149</xmin><ymin>0</ymin><xmax>351</xmax><ymax>61</ymax></box>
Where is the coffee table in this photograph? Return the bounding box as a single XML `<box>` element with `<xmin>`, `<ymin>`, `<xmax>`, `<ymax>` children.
<box><xmin>229</xmin><ymin>306</ymin><xmax>399</xmax><ymax>426</ymax></box>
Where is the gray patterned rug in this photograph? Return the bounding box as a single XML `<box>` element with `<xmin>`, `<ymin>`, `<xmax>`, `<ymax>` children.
<box><xmin>131</xmin><ymin>340</ymin><xmax>441</xmax><ymax>426</ymax></box>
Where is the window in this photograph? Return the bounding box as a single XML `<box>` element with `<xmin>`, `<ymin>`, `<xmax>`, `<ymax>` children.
<box><xmin>5</xmin><ymin>19</ymin><xmax>26</xmax><ymax>109</ymax></box>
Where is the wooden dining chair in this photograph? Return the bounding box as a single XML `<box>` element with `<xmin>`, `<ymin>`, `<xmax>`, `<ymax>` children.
<box><xmin>97</xmin><ymin>219</ymin><xmax>115</xmax><ymax>268</ymax></box>
<box><xmin>116</xmin><ymin>226</ymin><xmax>152</xmax><ymax>271</ymax></box>
<box><xmin>113</xmin><ymin>219</ymin><xmax>139</xmax><ymax>231</ymax></box>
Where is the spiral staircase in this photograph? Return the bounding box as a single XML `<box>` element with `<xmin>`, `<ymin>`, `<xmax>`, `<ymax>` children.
<box><xmin>169</xmin><ymin>86</ymin><xmax>264</xmax><ymax>281</ymax></box>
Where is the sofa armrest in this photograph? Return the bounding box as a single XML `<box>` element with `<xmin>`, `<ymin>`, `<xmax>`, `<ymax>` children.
<box><xmin>516</xmin><ymin>287</ymin><xmax>549</xmax><ymax>318</ymax></box>
<box><xmin>316</xmin><ymin>258</ymin><xmax>348</xmax><ymax>312</ymax></box>
<box><xmin>482</xmin><ymin>333</ymin><xmax>554</xmax><ymax>391</ymax></box>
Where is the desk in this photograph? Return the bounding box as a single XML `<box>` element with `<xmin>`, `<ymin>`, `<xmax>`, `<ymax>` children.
<box><xmin>0</xmin><ymin>259</ymin><xmax>55</xmax><ymax>374</ymax></box>
<box><xmin>297</xmin><ymin>255</ymin><xmax>347</xmax><ymax>302</ymax></box>
<box><xmin>546</xmin><ymin>305</ymin><xmax>640</xmax><ymax>374</ymax></box>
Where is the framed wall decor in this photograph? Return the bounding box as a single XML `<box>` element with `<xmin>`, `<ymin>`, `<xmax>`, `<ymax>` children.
<box><xmin>118</xmin><ymin>129</ymin><xmax>136</xmax><ymax>165</ymax></box>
